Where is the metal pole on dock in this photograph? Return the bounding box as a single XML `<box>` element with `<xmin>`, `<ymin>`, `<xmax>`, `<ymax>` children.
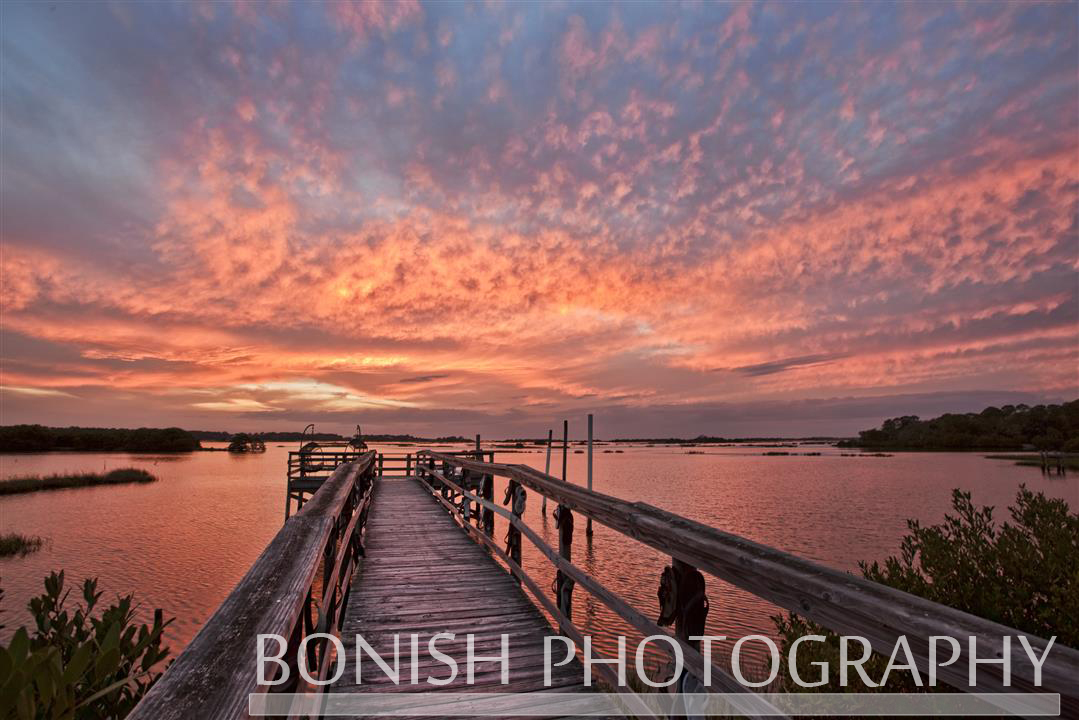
<box><xmin>586</xmin><ymin>414</ymin><xmax>593</xmax><ymax>536</ymax></box>
<box><xmin>542</xmin><ymin>428</ymin><xmax>552</xmax><ymax>515</ymax></box>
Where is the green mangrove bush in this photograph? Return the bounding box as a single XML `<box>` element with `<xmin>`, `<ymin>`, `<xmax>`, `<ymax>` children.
<box><xmin>0</xmin><ymin>571</ymin><xmax>172</xmax><ymax>719</ymax></box>
<box><xmin>773</xmin><ymin>485</ymin><xmax>1079</xmax><ymax>691</ymax></box>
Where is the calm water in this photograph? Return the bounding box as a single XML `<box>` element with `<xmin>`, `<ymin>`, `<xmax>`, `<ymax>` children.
<box><xmin>1</xmin><ymin>442</ymin><xmax>1075</xmax><ymax>669</ymax></box>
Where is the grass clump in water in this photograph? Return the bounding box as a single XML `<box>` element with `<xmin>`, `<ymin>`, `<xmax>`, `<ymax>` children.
<box><xmin>0</xmin><ymin>467</ymin><xmax>157</xmax><ymax>496</ymax></box>
<box><xmin>985</xmin><ymin>453</ymin><xmax>1079</xmax><ymax>470</ymax></box>
<box><xmin>0</xmin><ymin>532</ymin><xmax>44</xmax><ymax>557</ymax></box>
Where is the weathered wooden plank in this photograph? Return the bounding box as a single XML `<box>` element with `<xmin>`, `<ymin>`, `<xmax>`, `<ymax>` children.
<box><xmin>352</xmin><ymin>602</ymin><xmax>536</xmax><ymax>622</ymax></box>
<box><xmin>410</xmin><ymin>473</ymin><xmax>661</xmax><ymax>718</ymax></box>
<box><xmin>331</xmin><ymin>471</ymin><xmax>587</xmax><ymax>707</ymax></box>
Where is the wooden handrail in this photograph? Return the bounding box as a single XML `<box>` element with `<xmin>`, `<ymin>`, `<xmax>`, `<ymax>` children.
<box><xmin>129</xmin><ymin>451</ymin><xmax>377</xmax><ymax>720</ymax></box>
<box><xmin>415</xmin><ymin>464</ymin><xmax>787</xmax><ymax>718</ymax></box>
<box><xmin>421</xmin><ymin>450</ymin><xmax>1079</xmax><ymax>709</ymax></box>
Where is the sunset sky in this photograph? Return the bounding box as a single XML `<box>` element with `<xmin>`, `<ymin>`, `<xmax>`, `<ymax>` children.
<box><xmin>1</xmin><ymin>1</ymin><xmax>1076</xmax><ymax>438</ymax></box>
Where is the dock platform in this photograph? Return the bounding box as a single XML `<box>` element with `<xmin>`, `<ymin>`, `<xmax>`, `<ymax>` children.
<box><xmin>333</xmin><ymin>477</ymin><xmax>584</xmax><ymax>696</ymax></box>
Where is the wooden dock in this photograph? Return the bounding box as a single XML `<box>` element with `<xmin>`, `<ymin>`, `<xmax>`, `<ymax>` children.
<box><xmin>129</xmin><ymin>442</ymin><xmax>1079</xmax><ymax>720</ymax></box>
<box><xmin>331</xmin><ymin>477</ymin><xmax>584</xmax><ymax>696</ymax></box>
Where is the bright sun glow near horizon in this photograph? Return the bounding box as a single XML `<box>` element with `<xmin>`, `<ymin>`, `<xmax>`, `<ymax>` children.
<box><xmin>0</xmin><ymin>1</ymin><xmax>1076</xmax><ymax>438</ymax></box>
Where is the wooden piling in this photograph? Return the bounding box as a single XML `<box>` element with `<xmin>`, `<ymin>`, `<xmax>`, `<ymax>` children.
<box><xmin>561</xmin><ymin>419</ymin><xmax>568</xmax><ymax>482</ymax></box>
<box><xmin>542</xmin><ymin>428</ymin><xmax>552</xmax><ymax>516</ymax></box>
<box><xmin>479</xmin><ymin>434</ymin><xmax>495</xmax><ymax>536</ymax></box>
<box><xmin>586</xmin><ymin>413</ymin><xmax>593</xmax><ymax>537</ymax></box>
<box><xmin>556</xmin><ymin>420</ymin><xmax>574</xmax><ymax>617</ymax></box>
<box><xmin>555</xmin><ymin>502</ymin><xmax>574</xmax><ymax>620</ymax></box>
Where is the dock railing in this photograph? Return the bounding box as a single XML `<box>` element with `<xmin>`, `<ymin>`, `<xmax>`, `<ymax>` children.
<box><xmin>129</xmin><ymin>451</ymin><xmax>377</xmax><ymax>720</ymax></box>
<box><xmin>286</xmin><ymin>448</ymin><xmax>368</xmax><ymax>518</ymax></box>
<box><xmin>416</xmin><ymin>450</ymin><xmax>1079</xmax><ymax>718</ymax></box>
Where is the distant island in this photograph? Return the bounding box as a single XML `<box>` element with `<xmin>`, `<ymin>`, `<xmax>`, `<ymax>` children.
<box><xmin>0</xmin><ymin>425</ymin><xmax>473</xmax><ymax>453</ymax></box>
<box><xmin>838</xmin><ymin>400</ymin><xmax>1079</xmax><ymax>451</ymax></box>
<box><xmin>607</xmin><ymin>435</ymin><xmax>841</xmax><ymax>444</ymax></box>
<box><xmin>190</xmin><ymin>430</ymin><xmax>347</xmax><ymax>442</ymax></box>
<box><xmin>0</xmin><ymin>425</ymin><xmax>201</xmax><ymax>453</ymax></box>
<box><xmin>193</xmin><ymin>430</ymin><xmax>470</xmax><ymax>443</ymax></box>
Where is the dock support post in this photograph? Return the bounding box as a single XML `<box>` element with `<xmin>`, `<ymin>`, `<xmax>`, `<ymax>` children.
<box><xmin>561</xmin><ymin>420</ymin><xmax>568</xmax><ymax>482</ymax></box>
<box><xmin>586</xmin><ymin>413</ymin><xmax>593</xmax><ymax>537</ymax></box>
<box><xmin>542</xmin><ymin>428</ymin><xmax>552</xmax><ymax>516</ymax></box>
<box><xmin>554</xmin><ymin>503</ymin><xmax>574</xmax><ymax>621</ymax></box>
<box><xmin>478</xmin><ymin>434</ymin><xmax>495</xmax><ymax>536</ymax></box>
<box><xmin>505</xmin><ymin>477</ymin><xmax>524</xmax><ymax>582</ymax></box>
<box><xmin>658</xmin><ymin>556</ymin><xmax>710</xmax><ymax>691</ymax></box>
<box><xmin>555</xmin><ymin>418</ymin><xmax>572</xmax><ymax>616</ymax></box>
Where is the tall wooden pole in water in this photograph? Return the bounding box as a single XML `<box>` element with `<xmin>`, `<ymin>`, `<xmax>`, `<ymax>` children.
<box><xmin>561</xmin><ymin>420</ymin><xmax>568</xmax><ymax>482</ymax></box>
<box><xmin>477</xmin><ymin>433</ymin><xmax>495</xmax><ymax>535</ymax></box>
<box><xmin>586</xmin><ymin>414</ymin><xmax>593</xmax><ymax>536</ymax></box>
<box><xmin>542</xmin><ymin>428</ymin><xmax>553</xmax><ymax>515</ymax></box>
<box><xmin>556</xmin><ymin>418</ymin><xmax>573</xmax><ymax>620</ymax></box>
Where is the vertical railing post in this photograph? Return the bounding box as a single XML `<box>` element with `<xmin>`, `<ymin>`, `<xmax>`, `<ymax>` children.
<box><xmin>554</xmin><ymin>503</ymin><xmax>574</xmax><ymax>620</ymax></box>
<box><xmin>441</xmin><ymin>459</ymin><xmax>452</xmax><ymax>501</ymax></box>
<box><xmin>504</xmin><ymin>477</ymin><xmax>524</xmax><ymax>582</ymax></box>
<box><xmin>473</xmin><ymin>434</ymin><xmax>493</xmax><ymax>536</ymax></box>
<box><xmin>406</xmin><ymin>453</ymin><xmax>412</xmax><ymax>477</ymax></box>
<box><xmin>658</xmin><ymin>557</ymin><xmax>709</xmax><ymax>659</ymax></box>
<box><xmin>461</xmin><ymin>468</ymin><xmax>472</xmax><ymax>523</ymax></box>
<box><xmin>482</xmin><ymin>475</ymin><xmax>495</xmax><ymax>536</ymax></box>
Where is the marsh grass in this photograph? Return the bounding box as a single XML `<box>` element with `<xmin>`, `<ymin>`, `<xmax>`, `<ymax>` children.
<box><xmin>0</xmin><ymin>467</ymin><xmax>157</xmax><ymax>496</ymax></box>
<box><xmin>985</xmin><ymin>453</ymin><xmax>1079</xmax><ymax>470</ymax></box>
<box><xmin>0</xmin><ymin>532</ymin><xmax>44</xmax><ymax>557</ymax></box>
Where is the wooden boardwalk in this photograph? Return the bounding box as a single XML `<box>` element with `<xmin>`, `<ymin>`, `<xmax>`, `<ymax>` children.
<box><xmin>332</xmin><ymin>477</ymin><xmax>585</xmax><ymax>699</ymax></box>
<box><xmin>127</xmin><ymin>447</ymin><xmax>1079</xmax><ymax>720</ymax></box>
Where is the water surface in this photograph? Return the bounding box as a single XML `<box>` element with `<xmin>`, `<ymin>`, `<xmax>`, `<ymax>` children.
<box><xmin>1</xmin><ymin>443</ymin><xmax>1073</xmax><ymax>670</ymax></box>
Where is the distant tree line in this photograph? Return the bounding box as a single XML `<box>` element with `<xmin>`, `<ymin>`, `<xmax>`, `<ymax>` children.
<box><xmin>838</xmin><ymin>400</ymin><xmax>1079</xmax><ymax>451</ymax></box>
<box><xmin>366</xmin><ymin>434</ymin><xmax>470</xmax><ymax>442</ymax></box>
<box><xmin>188</xmin><ymin>430</ymin><xmax>346</xmax><ymax>442</ymax></box>
<box><xmin>606</xmin><ymin>436</ymin><xmax>840</xmax><ymax>443</ymax></box>
<box><xmin>0</xmin><ymin>425</ymin><xmax>201</xmax><ymax>453</ymax></box>
<box><xmin>188</xmin><ymin>430</ymin><xmax>469</xmax><ymax>443</ymax></box>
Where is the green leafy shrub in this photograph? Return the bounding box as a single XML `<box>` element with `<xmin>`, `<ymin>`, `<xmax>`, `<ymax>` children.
<box><xmin>0</xmin><ymin>571</ymin><xmax>172</xmax><ymax>718</ymax></box>
<box><xmin>774</xmin><ymin>485</ymin><xmax>1079</xmax><ymax>690</ymax></box>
